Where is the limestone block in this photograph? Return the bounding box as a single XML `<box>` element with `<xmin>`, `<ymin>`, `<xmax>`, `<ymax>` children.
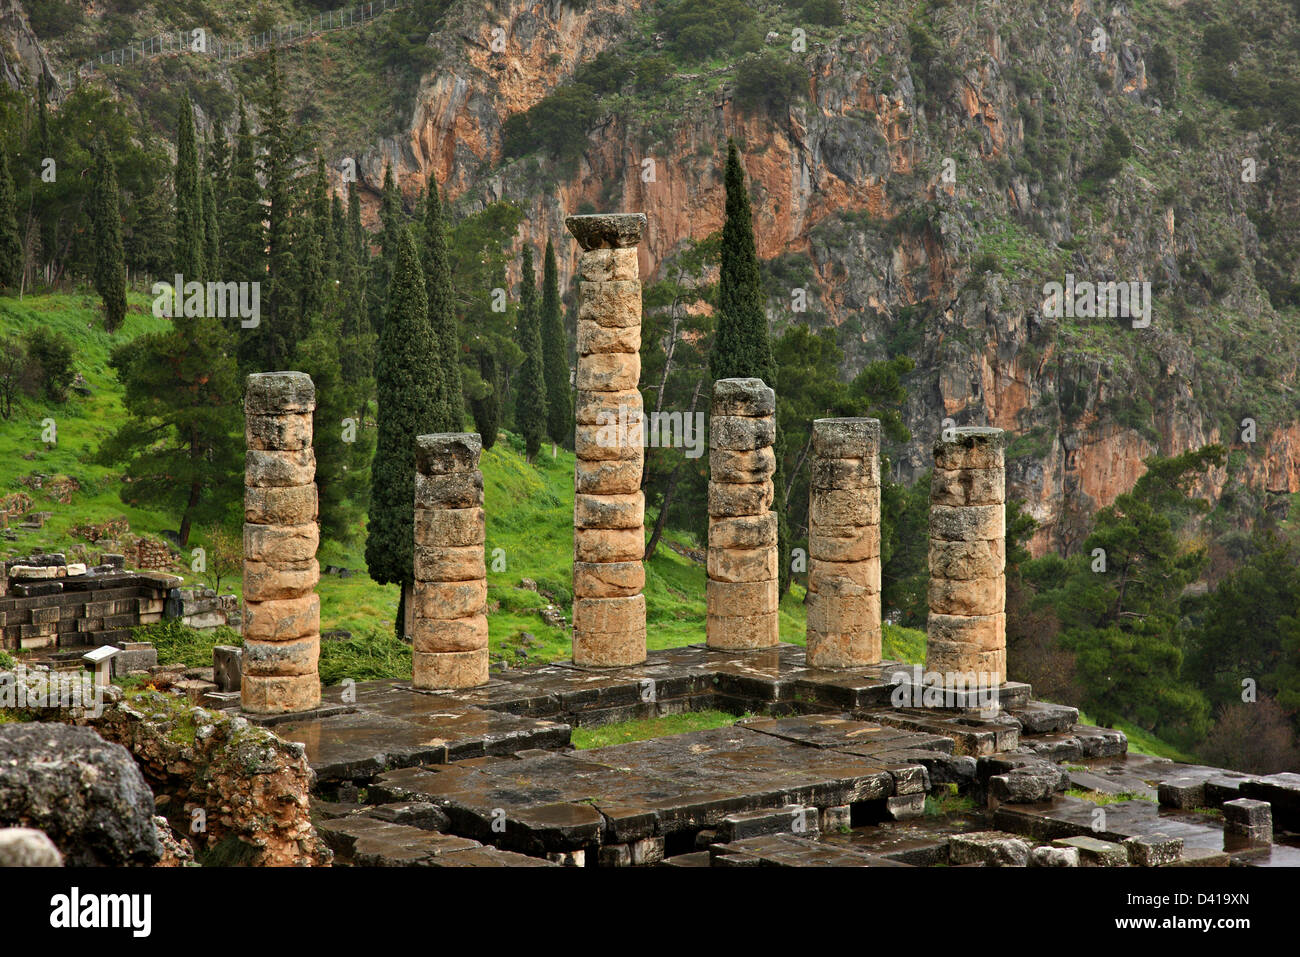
<box><xmin>243</xmin><ymin>559</ymin><xmax>320</xmax><ymax>602</ymax></box>
<box><xmin>933</xmin><ymin>427</ymin><xmax>1005</xmax><ymax>471</ymax></box>
<box><xmin>241</xmin><ymin>673</ymin><xmax>320</xmax><ymax>713</ymax></box>
<box><xmin>707</xmin><ymin>480</ymin><xmax>774</xmax><ymax>518</ymax></box>
<box><xmin>575</xmin><ymin>492</ymin><xmax>645</xmax><ymax>529</ymax></box>
<box><xmin>706</xmin><ymin>546</ymin><xmax>778</xmax><ymax>584</ymax></box>
<box><xmin>579</xmin><ymin>249</ymin><xmax>639</xmax><ymax>283</ymax></box>
<box><xmin>573</xmin><ymin>623</ymin><xmax>647</xmax><ymax>667</ymax></box>
<box><xmin>706</xmin><ymin>611</ymin><xmax>779</xmax><ymax>650</ymax></box>
<box><xmin>574</xmin><ymin>420</ymin><xmax>644</xmax><ymax>461</ymax></box>
<box><xmin>808</xmin><ymin>558</ymin><xmax>880</xmax><ymax>594</ymax></box>
<box><xmin>414</xmin><ymin>471</ymin><xmax>485</xmax><ymax>510</ymax></box>
<box><xmin>246</xmin><ymin>413</ymin><xmax>313</xmax><ymax>452</ymax></box>
<box><xmin>575</xmin><ymin>389</ymin><xmax>642</xmax><ymax>425</ymax></box>
<box><xmin>711</xmin><ymin>378</ymin><xmax>776</xmax><ymax>418</ymax></box>
<box><xmin>413</xmin><ymin>579</ymin><xmax>487</xmax><ymax>620</ymax></box>
<box><xmin>708</xmin><ymin>513</ymin><xmax>778</xmax><ymax>549</ymax></box>
<box><xmin>809</xmin><ymin>524</ymin><xmax>880</xmax><ymax>563</ymax></box>
<box><xmin>926</xmin><ymin>641</ymin><xmax>1005</xmax><ymax>682</ymax></box>
<box><xmin>811</xmin><ymin>417</ymin><xmax>880</xmax><ymax>460</ymax></box>
<box><xmin>414</xmin><ymin>433</ymin><xmax>482</xmax><ymax>475</ymax></box>
<box><xmin>414</xmin><ymin>507</ymin><xmax>486</xmax><ymax>548</ymax></box>
<box><xmin>706</xmin><ymin>578</ymin><xmax>779</xmax><ymax>617</ymax></box>
<box><xmin>709</xmin><ymin>446</ymin><xmax>776</xmax><ymax>484</ymax></box>
<box><xmin>241</xmin><ymin>635</ymin><xmax>321</xmax><ymax>677</ymax></box>
<box><xmin>242</xmin><ymin>594</ymin><xmax>320</xmax><ymax>642</ymax></box>
<box><xmin>575</xmin><ymin>458</ymin><xmax>643</xmax><ymax>495</ymax></box>
<box><xmin>411</xmin><ymin>614</ymin><xmax>489</xmax><ymax>653</ymax></box>
<box><xmin>413</xmin><ymin>650</ymin><xmax>489</xmax><ymax>690</ymax></box>
<box><xmin>244</xmin><ymin>371</ymin><xmax>315</xmax><ymax>415</ymax></box>
<box><xmin>577</xmin><ymin>320</ymin><xmax>640</xmax><ymax>355</ymax></box>
<box><xmin>243</xmin><ymin>522</ymin><xmax>319</xmax><ymax>564</ymax></box>
<box><xmin>573</xmin><ymin>561</ymin><xmax>645</xmax><ymax>599</ymax></box>
<box><xmin>928</xmin><ymin>575</ymin><xmax>1006</xmax><ymax>617</ymax></box>
<box><xmin>413</xmin><ymin>545</ymin><xmax>487</xmax><ymax>583</ymax></box>
<box><xmin>574</xmin><ymin>526</ymin><xmax>645</xmax><ymax>563</ymax></box>
<box><xmin>573</xmin><ymin>595</ymin><xmax>645</xmax><ymax>635</ymax></box>
<box><xmin>930</xmin><ymin>466</ymin><xmax>1005</xmax><ymax>507</ymax></box>
<box><xmin>245</xmin><ymin>448</ymin><xmax>316</xmax><ymax>487</ymax></box>
<box><xmin>809</xmin><ymin>487</ymin><xmax>879</xmax><ymax>528</ymax></box>
<box><xmin>810</xmin><ymin>456</ymin><xmax>878</xmax><ymax>490</ymax></box>
<box><xmin>929</xmin><ymin>504</ymin><xmax>1005</xmax><ymax>542</ymax></box>
<box><xmin>709</xmin><ymin>415</ymin><xmax>776</xmax><ymax>452</ymax></box>
<box><xmin>566</xmin><ymin>213</ymin><xmax>647</xmax><ymax>250</ymax></box>
<box><xmin>807</xmin><ymin>580</ymin><xmax>879</xmax><ymax>638</ymax></box>
<box><xmin>807</xmin><ymin>627</ymin><xmax>881</xmax><ymax>670</ymax></box>
<box><xmin>245</xmin><ymin>485</ymin><xmax>318</xmax><ymax>525</ymax></box>
<box><xmin>928</xmin><ymin>537</ymin><xmax>1005</xmax><ymax>580</ymax></box>
<box><xmin>576</xmin><ymin>352</ymin><xmax>640</xmax><ymax>392</ymax></box>
<box><xmin>926</xmin><ymin>612</ymin><xmax>1006</xmax><ymax>652</ymax></box>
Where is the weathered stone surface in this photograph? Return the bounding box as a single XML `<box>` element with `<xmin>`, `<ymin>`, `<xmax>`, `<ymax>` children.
<box><xmin>809</xmin><ymin>525</ymin><xmax>880</xmax><ymax>562</ymax></box>
<box><xmin>574</xmin><ymin>608</ymin><xmax>647</xmax><ymax>666</ymax></box>
<box><xmin>807</xmin><ymin>627</ymin><xmax>881</xmax><ymax>670</ymax></box>
<box><xmin>573</xmin><ymin>561</ymin><xmax>645</xmax><ymax>598</ymax></box>
<box><xmin>243</xmin><ymin>521</ymin><xmax>320</xmax><ymax>564</ymax></box>
<box><xmin>574</xmin><ymin>526</ymin><xmax>646</xmax><ymax>563</ymax></box>
<box><xmin>810</xmin><ymin>456</ymin><xmax>878</xmax><ymax>490</ymax></box>
<box><xmin>413</xmin><ymin>650</ymin><xmax>489</xmax><ymax>689</ymax></box>
<box><xmin>710</xmin><ymin>415</ymin><xmax>776</xmax><ymax>451</ymax></box>
<box><xmin>989</xmin><ymin>763</ymin><xmax>1070</xmax><ymax>804</ymax></box>
<box><xmin>929</xmin><ymin>504</ymin><xmax>1005</xmax><ymax>541</ymax></box>
<box><xmin>925</xmin><ymin>643</ymin><xmax>1005</xmax><ymax>683</ymax></box>
<box><xmin>949</xmin><ymin>830</ymin><xmax>1029</xmax><ymax>867</ymax></box>
<box><xmin>575</xmin><ymin>491</ymin><xmax>645</xmax><ymax>530</ymax></box>
<box><xmin>928</xmin><ymin>537</ymin><xmax>1004</xmax><ymax>580</ymax></box>
<box><xmin>414</xmin><ymin>470</ymin><xmax>484</xmax><ymax>509</ymax></box>
<box><xmin>245</xmin><ymin>484</ymin><xmax>318</xmax><ymax>525</ymax></box>
<box><xmin>1030</xmin><ymin>845</ymin><xmax>1079</xmax><ymax>867</ymax></box>
<box><xmin>928</xmin><ymin>575</ymin><xmax>1006</xmax><ymax>617</ymax></box>
<box><xmin>809</xmin><ymin>487</ymin><xmax>880</xmax><ymax>528</ymax></box>
<box><xmin>579</xmin><ymin>249</ymin><xmax>639</xmax><ymax>283</ymax></box>
<box><xmin>809</xmin><ymin>558</ymin><xmax>880</xmax><ymax>593</ymax></box>
<box><xmin>412</xmin><ymin>614</ymin><xmax>490</xmax><ymax>653</ymax></box>
<box><xmin>930</xmin><ymin>466</ymin><xmax>1005</xmax><ymax>507</ymax></box>
<box><xmin>707</xmin><ymin>546</ymin><xmax>778</xmax><ymax>584</ymax></box>
<box><xmin>811</xmin><ymin>417</ymin><xmax>880</xmax><ymax>460</ymax></box>
<box><xmin>927</xmin><ymin>612</ymin><xmax>1006</xmax><ymax>652</ymax></box>
<box><xmin>0</xmin><ymin>724</ymin><xmax>161</xmax><ymax>866</ymax></box>
<box><xmin>712</xmin><ymin>378</ymin><xmax>775</xmax><ymax>418</ymax></box>
<box><xmin>243</xmin><ymin>594</ymin><xmax>320</xmax><ymax>641</ymax></box>
<box><xmin>933</xmin><ymin>427</ymin><xmax>1006</xmax><ymax>470</ymax></box>
<box><xmin>706</xmin><ymin>578</ymin><xmax>779</xmax><ymax>617</ymax></box>
<box><xmin>577</xmin><ymin>319</ymin><xmax>640</xmax><ymax>355</ymax></box>
<box><xmin>576</xmin><ymin>351</ymin><xmax>640</xmax><ymax>391</ymax></box>
<box><xmin>414</xmin><ymin>544</ymin><xmax>487</xmax><ymax>582</ymax></box>
<box><xmin>1051</xmin><ymin>836</ymin><xmax>1126</xmax><ymax>867</ymax></box>
<box><xmin>706</xmin><ymin>611</ymin><xmax>780</xmax><ymax>650</ymax></box>
<box><xmin>243</xmin><ymin>559</ymin><xmax>319</xmax><ymax>601</ymax></box>
<box><xmin>246</xmin><ymin>412</ymin><xmax>313</xmax><ymax>451</ymax></box>
<box><xmin>414</xmin><ymin>433</ymin><xmax>481</xmax><ymax>475</ymax></box>
<box><xmin>1223</xmin><ymin>798</ymin><xmax>1272</xmax><ymax>844</ymax></box>
<box><xmin>707</xmin><ymin>480</ymin><xmax>775</xmax><ymax>517</ymax></box>
<box><xmin>0</xmin><ymin>827</ymin><xmax>63</xmax><ymax>866</ymax></box>
<box><xmin>708</xmin><ymin>513</ymin><xmax>778</xmax><ymax>549</ymax></box>
<box><xmin>575</xmin><ymin>388</ymin><xmax>642</xmax><ymax>425</ymax></box>
<box><xmin>574</xmin><ymin>420</ymin><xmax>644</xmax><ymax>460</ymax></box>
<box><xmin>1123</xmin><ymin>833</ymin><xmax>1184</xmax><ymax>866</ymax></box>
<box><xmin>414</xmin><ymin>507</ymin><xmax>485</xmax><ymax>547</ymax></box>
<box><xmin>574</xmin><ymin>595</ymin><xmax>645</xmax><ymax>635</ymax></box>
<box><xmin>709</xmin><ymin>446</ymin><xmax>777</xmax><ymax>484</ymax></box>
<box><xmin>242</xmin><ymin>635</ymin><xmax>321</xmax><ymax>677</ymax></box>
<box><xmin>245</xmin><ymin>371</ymin><xmax>315</xmax><ymax>415</ymax></box>
<box><xmin>413</xmin><ymin>579</ymin><xmax>487</xmax><ymax>620</ymax></box>
<box><xmin>245</xmin><ymin>448</ymin><xmax>316</xmax><ymax>487</ymax></box>
<box><xmin>565</xmin><ymin>212</ymin><xmax>647</xmax><ymax>249</ymax></box>
<box><xmin>242</xmin><ymin>673</ymin><xmax>321</xmax><ymax>713</ymax></box>
<box><xmin>575</xmin><ymin>458</ymin><xmax>643</xmax><ymax>495</ymax></box>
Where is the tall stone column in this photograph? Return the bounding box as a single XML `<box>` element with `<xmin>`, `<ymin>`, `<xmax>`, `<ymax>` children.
<box><xmin>412</xmin><ymin>433</ymin><xmax>488</xmax><ymax>689</ymax></box>
<box><xmin>566</xmin><ymin>213</ymin><xmax>647</xmax><ymax>667</ymax></box>
<box><xmin>806</xmin><ymin>417</ymin><xmax>882</xmax><ymax>668</ymax></box>
<box><xmin>242</xmin><ymin>372</ymin><xmax>321</xmax><ymax>714</ymax></box>
<box><xmin>707</xmin><ymin>378</ymin><xmax>778</xmax><ymax>650</ymax></box>
<box><xmin>926</xmin><ymin>426</ymin><xmax>1007</xmax><ymax>686</ymax></box>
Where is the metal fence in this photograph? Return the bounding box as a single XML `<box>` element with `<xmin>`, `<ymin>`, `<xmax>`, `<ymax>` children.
<box><xmin>62</xmin><ymin>0</ymin><xmax>407</xmax><ymax>89</ymax></box>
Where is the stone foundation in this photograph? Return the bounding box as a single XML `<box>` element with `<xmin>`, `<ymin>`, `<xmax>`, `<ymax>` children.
<box><xmin>241</xmin><ymin>372</ymin><xmax>321</xmax><ymax>714</ymax></box>
<box><xmin>412</xmin><ymin>433</ymin><xmax>488</xmax><ymax>689</ymax></box>
<box><xmin>926</xmin><ymin>427</ymin><xmax>1007</xmax><ymax>685</ymax></box>
<box><xmin>707</xmin><ymin>378</ymin><xmax>778</xmax><ymax>650</ymax></box>
<box><xmin>566</xmin><ymin>213</ymin><xmax>648</xmax><ymax>666</ymax></box>
<box><xmin>807</xmin><ymin>417</ymin><xmax>881</xmax><ymax>668</ymax></box>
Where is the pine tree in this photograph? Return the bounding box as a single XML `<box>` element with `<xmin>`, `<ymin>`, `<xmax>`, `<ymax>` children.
<box><xmin>708</xmin><ymin>138</ymin><xmax>789</xmax><ymax>594</ymax></box>
<box><xmin>90</xmin><ymin>134</ymin><xmax>127</xmax><ymax>332</ymax></box>
<box><xmin>421</xmin><ymin>174</ymin><xmax>463</xmax><ymax>431</ymax></box>
<box><xmin>0</xmin><ymin>150</ymin><xmax>22</xmax><ymax>289</ymax></box>
<box><xmin>540</xmin><ymin>237</ymin><xmax>571</xmax><ymax>453</ymax></box>
<box><xmin>514</xmin><ymin>245</ymin><xmax>548</xmax><ymax>463</ymax></box>
<box><xmin>174</xmin><ymin>92</ymin><xmax>204</xmax><ymax>281</ymax></box>
<box><xmin>365</xmin><ymin>227</ymin><xmax>440</xmax><ymax>637</ymax></box>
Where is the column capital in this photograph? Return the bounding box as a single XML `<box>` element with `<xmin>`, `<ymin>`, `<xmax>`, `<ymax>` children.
<box><xmin>565</xmin><ymin>213</ymin><xmax>647</xmax><ymax>250</ymax></box>
<box><xmin>245</xmin><ymin>371</ymin><xmax>315</xmax><ymax>415</ymax></box>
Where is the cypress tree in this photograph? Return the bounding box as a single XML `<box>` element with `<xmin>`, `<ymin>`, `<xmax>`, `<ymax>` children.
<box><xmin>514</xmin><ymin>245</ymin><xmax>548</xmax><ymax>463</ymax></box>
<box><xmin>709</xmin><ymin>138</ymin><xmax>790</xmax><ymax>596</ymax></box>
<box><xmin>90</xmin><ymin>134</ymin><xmax>127</xmax><ymax>332</ymax></box>
<box><xmin>201</xmin><ymin>176</ymin><xmax>220</xmax><ymax>279</ymax></box>
<box><xmin>421</xmin><ymin>174</ymin><xmax>463</xmax><ymax>431</ymax></box>
<box><xmin>174</xmin><ymin>92</ymin><xmax>204</xmax><ymax>281</ymax></box>
<box><xmin>540</xmin><ymin>237</ymin><xmax>571</xmax><ymax>453</ymax></box>
<box><xmin>0</xmin><ymin>151</ymin><xmax>22</xmax><ymax>289</ymax></box>
<box><xmin>371</xmin><ymin>163</ymin><xmax>403</xmax><ymax>339</ymax></box>
<box><xmin>470</xmin><ymin>351</ymin><xmax>501</xmax><ymax>450</ymax></box>
<box><xmin>224</xmin><ymin>98</ymin><xmax>264</xmax><ymax>370</ymax></box>
<box><xmin>259</xmin><ymin>49</ymin><xmax>299</xmax><ymax>368</ymax></box>
<box><xmin>365</xmin><ymin>227</ymin><xmax>440</xmax><ymax>638</ymax></box>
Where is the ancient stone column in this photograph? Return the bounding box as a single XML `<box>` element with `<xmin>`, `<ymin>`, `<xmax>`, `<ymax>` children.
<box><xmin>242</xmin><ymin>372</ymin><xmax>321</xmax><ymax>714</ymax></box>
<box><xmin>806</xmin><ymin>417</ymin><xmax>882</xmax><ymax>668</ymax></box>
<box><xmin>412</xmin><ymin>433</ymin><xmax>488</xmax><ymax>689</ymax></box>
<box><xmin>707</xmin><ymin>378</ymin><xmax>779</xmax><ymax>650</ymax></box>
<box><xmin>566</xmin><ymin>212</ymin><xmax>647</xmax><ymax>667</ymax></box>
<box><xmin>926</xmin><ymin>426</ymin><xmax>1007</xmax><ymax>686</ymax></box>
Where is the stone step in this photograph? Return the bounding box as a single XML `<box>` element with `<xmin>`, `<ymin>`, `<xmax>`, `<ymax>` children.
<box><xmin>1008</xmin><ymin>700</ymin><xmax>1079</xmax><ymax>734</ymax></box>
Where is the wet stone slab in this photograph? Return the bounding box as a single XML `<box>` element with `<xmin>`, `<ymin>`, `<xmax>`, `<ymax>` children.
<box><xmin>711</xmin><ymin>832</ymin><xmax>914</xmax><ymax>867</ymax></box>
